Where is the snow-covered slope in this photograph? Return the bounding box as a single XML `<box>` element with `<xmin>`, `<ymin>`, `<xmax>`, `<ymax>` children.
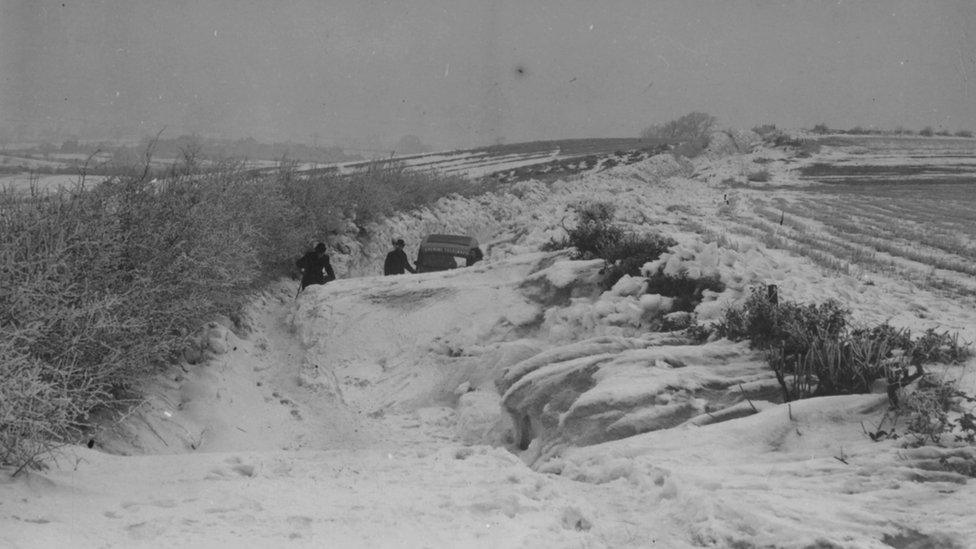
<box><xmin>297</xmin><ymin>137</ymin><xmax>666</xmax><ymax>185</ymax></box>
<box><xmin>4</xmin><ymin>141</ymin><xmax>976</xmax><ymax>548</ymax></box>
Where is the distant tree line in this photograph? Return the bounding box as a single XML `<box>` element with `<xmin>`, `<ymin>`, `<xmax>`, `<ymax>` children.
<box><xmin>810</xmin><ymin>124</ymin><xmax>973</xmax><ymax>138</ymax></box>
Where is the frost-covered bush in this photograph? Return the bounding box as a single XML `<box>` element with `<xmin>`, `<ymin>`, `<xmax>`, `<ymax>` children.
<box><xmin>600</xmin><ymin>233</ymin><xmax>677</xmax><ymax>290</ymax></box>
<box><xmin>717</xmin><ymin>287</ymin><xmax>848</xmax><ymax>352</ymax></box>
<box><xmin>901</xmin><ymin>378</ymin><xmax>976</xmax><ymax>447</ymax></box>
<box><xmin>869</xmin><ymin>376</ymin><xmax>976</xmax><ymax>458</ymax></box>
<box><xmin>851</xmin><ymin>324</ymin><xmax>971</xmax><ymax>369</ymax></box>
<box><xmin>566</xmin><ymin>203</ymin><xmax>625</xmax><ymax>260</ymax></box>
<box><xmin>717</xmin><ymin>287</ymin><xmax>972</xmax><ymax>403</ymax></box>
<box><xmin>0</xmin><ymin>345</ymin><xmax>81</xmax><ymax>475</ymax></box>
<box><xmin>543</xmin><ymin>201</ymin><xmax>617</xmax><ymax>256</ymax></box>
<box><xmin>1</xmin><ymin>172</ymin><xmax>275</xmax><ymax>472</ymax></box>
<box><xmin>718</xmin><ymin>289</ymin><xmax>884</xmax><ymax>400</ymax></box>
<box><xmin>545</xmin><ymin>201</ymin><xmax>675</xmax><ymax>289</ymax></box>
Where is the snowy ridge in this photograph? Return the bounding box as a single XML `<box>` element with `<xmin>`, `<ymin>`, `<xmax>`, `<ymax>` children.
<box><xmin>294</xmin><ymin>137</ymin><xmax>666</xmax><ymax>184</ymax></box>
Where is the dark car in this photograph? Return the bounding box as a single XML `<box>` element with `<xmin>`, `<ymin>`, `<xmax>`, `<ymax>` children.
<box><xmin>416</xmin><ymin>234</ymin><xmax>483</xmax><ymax>273</ymax></box>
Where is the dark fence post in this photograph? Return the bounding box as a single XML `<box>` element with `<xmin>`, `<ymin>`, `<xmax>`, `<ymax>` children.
<box><xmin>766</xmin><ymin>284</ymin><xmax>779</xmax><ymax>305</ymax></box>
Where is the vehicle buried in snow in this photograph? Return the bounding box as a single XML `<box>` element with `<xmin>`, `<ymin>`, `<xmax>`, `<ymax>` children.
<box><xmin>415</xmin><ymin>234</ymin><xmax>483</xmax><ymax>273</ymax></box>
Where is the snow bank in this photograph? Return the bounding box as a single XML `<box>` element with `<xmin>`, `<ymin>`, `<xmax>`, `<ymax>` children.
<box><xmin>702</xmin><ymin>129</ymin><xmax>762</xmax><ymax>159</ymax></box>
<box><xmin>499</xmin><ymin>339</ymin><xmax>776</xmax><ymax>459</ymax></box>
<box><xmin>545</xmin><ymin>393</ymin><xmax>975</xmax><ymax>547</ymax></box>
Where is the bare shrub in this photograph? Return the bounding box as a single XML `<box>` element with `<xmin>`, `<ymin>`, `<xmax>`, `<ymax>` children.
<box><xmin>640</xmin><ymin>112</ymin><xmax>716</xmax><ymax>158</ymax></box>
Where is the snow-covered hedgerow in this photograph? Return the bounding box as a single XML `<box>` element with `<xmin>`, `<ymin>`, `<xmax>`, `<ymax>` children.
<box><xmin>0</xmin><ymin>161</ymin><xmax>498</xmax><ymax>473</ymax></box>
<box><xmin>0</xmin><ymin>170</ymin><xmax>293</xmax><ymax>471</ymax></box>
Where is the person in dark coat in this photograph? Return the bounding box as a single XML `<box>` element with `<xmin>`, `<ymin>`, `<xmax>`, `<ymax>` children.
<box><xmin>465</xmin><ymin>246</ymin><xmax>483</xmax><ymax>267</ymax></box>
<box><xmin>296</xmin><ymin>242</ymin><xmax>336</xmax><ymax>289</ymax></box>
<box><xmin>384</xmin><ymin>238</ymin><xmax>416</xmax><ymax>275</ymax></box>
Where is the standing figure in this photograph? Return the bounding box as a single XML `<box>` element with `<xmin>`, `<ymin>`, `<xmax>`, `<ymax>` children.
<box><xmin>384</xmin><ymin>238</ymin><xmax>416</xmax><ymax>275</ymax></box>
<box><xmin>296</xmin><ymin>242</ymin><xmax>336</xmax><ymax>290</ymax></box>
<box><xmin>465</xmin><ymin>246</ymin><xmax>484</xmax><ymax>267</ymax></box>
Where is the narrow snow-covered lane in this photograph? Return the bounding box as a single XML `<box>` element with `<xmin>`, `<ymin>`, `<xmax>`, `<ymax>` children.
<box><xmin>2</xmin><ymin>263</ymin><xmax>690</xmax><ymax>548</ymax></box>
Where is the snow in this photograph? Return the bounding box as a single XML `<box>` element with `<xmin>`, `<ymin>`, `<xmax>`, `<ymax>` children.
<box><xmin>3</xmin><ymin>143</ymin><xmax>976</xmax><ymax>548</ymax></box>
<box><xmin>300</xmin><ymin>147</ymin><xmax>579</xmax><ymax>181</ymax></box>
<box><xmin>0</xmin><ymin>173</ymin><xmax>107</xmax><ymax>193</ymax></box>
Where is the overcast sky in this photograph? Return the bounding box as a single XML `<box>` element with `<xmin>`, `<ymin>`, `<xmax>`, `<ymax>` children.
<box><xmin>2</xmin><ymin>0</ymin><xmax>974</xmax><ymax>149</ymax></box>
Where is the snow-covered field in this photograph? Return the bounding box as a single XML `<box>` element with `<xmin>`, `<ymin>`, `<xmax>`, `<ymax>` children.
<box><xmin>308</xmin><ymin>138</ymin><xmax>658</xmax><ymax>182</ymax></box>
<box><xmin>0</xmin><ymin>173</ymin><xmax>108</xmax><ymax>194</ymax></box>
<box><xmin>3</xmin><ymin>135</ymin><xmax>976</xmax><ymax>548</ymax></box>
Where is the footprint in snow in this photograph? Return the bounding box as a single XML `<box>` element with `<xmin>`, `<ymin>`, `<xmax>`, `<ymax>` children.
<box><xmin>206</xmin><ymin>457</ymin><xmax>256</xmax><ymax>479</ymax></box>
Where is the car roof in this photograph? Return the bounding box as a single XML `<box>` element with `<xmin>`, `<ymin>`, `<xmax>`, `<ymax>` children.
<box><xmin>421</xmin><ymin>234</ymin><xmax>479</xmax><ymax>246</ymax></box>
<box><xmin>419</xmin><ymin>234</ymin><xmax>479</xmax><ymax>255</ymax></box>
